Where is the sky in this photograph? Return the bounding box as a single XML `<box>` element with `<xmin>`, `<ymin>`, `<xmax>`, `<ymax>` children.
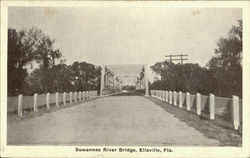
<box><xmin>8</xmin><ymin>7</ymin><xmax>242</xmax><ymax>82</ymax></box>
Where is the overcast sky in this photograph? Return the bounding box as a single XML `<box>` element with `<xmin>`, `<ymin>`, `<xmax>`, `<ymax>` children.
<box><xmin>8</xmin><ymin>7</ymin><xmax>241</xmax><ymax>82</ymax></box>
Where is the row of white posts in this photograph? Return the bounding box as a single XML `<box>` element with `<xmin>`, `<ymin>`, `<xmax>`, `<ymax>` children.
<box><xmin>17</xmin><ymin>91</ymin><xmax>98</xmax><ymax>117</ymax></box>
<box><xmin>150</xmin><ymin>90</ymin><xmax>240</xmax><ymax>130</ymax></box>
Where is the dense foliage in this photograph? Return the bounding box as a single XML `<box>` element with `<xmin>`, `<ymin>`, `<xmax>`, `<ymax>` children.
<box><xmin>150</xmin><ymin>20</ymin><xmax>242</xmax><ymax>98</ymax></box>
<box><xmin>8</xmin><ymin>27</ymin><xmax>101</xmax><ymax>96</ymax></box>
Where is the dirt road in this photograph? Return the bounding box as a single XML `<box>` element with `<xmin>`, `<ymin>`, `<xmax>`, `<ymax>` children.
<box><xmin>8</xmin><ymin>95</ymin><xmax>220</xmax><ymax>146</ymax></box>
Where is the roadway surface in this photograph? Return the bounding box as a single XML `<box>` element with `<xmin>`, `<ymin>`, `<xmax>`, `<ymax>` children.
<box><xmin>8</xmin><ymin>93</ymin><xmax>220</xmax><ymax>146</ymax></box>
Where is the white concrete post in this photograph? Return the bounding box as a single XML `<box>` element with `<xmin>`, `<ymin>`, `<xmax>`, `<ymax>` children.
<box><xmin>100</xmin><ymin>66</ymin><xmax>105</xmax><ymax>96</ymax></box>
<box><xmin>173</xmin><ymin>91</ymin><xmax>177</xmax><ymax>106</ymax></box>
<box><xmin>74</xmin><ymin>92</ymin><xmax>77</xmax><ymax>102</ymax></box>
<box><xmin>70</xmin><ymin>92</ymin><xmax>72</xmax><ymax>103</ymax></box>
<box><xmin>33</xmin><ymin>93</ymin><xmax>38</xmax><ymax>112</ymax></box>
<box><xmin>56</xmin><ymin>92</ymin><xmax>59</xmax><ymax>107</ymax></box>
<box><xmin>158</xmin><ymin>90</ymin><xmax>161</xmax><ymax>100</ymax></box>
<box><xmin>179</xmin><ymin>91</ymin><xmax>183</xmax><ymax>108</ymax></box>
<box><xmin>196</xmin><ymin>93</ymin><xmax>201</xmax><ymax>116</ymax></box>
<box><xmin>232</xmin><ymin>95</ymin><xmax>240</xmax><ymax>130</ymax></box>
<box><xmin>162</xmin><ymin>90</ymin><xmax>164</xmax><ymax>100</ymax></box>
<box><xmin>186</xmin><ymin>92</ymin><xmax>190</xmax><ymax>111</ymax></box>
<box><xmin>78</xmin><ymin>91</ymin><xmax>81</xmax><ymax>101</ymax></box>
<box><xmin>63</xmin><ymin>92</ymin><xmax>66</xmax><ymax>105</ymax></box>
<box><xmin>164</xmin><ymin>91</ymin><xmax>166</xmax><ymax>101</ymax></box>
<box><xmin>161</xmin><ymin>90</ymin><xmax>163</xmax><ymax>101</ymax></box>
<box><xmin>18</xmin><ymin>94</ymin><xmax>23</xmax><ymax>116</ymax></box>
<box><xmin>144</xmin><ymin>65</ymin><xmax>149</xmax><ymax>96</ymax></box>
<box><xmin>165</xmin><ymin>91</ymin><xmax>168</xmax><ymax>103</ymax></box>
<box><xmin>86</xmin><ymin>91</ymin><xmax>89</xmax><ymax>99</ymax></box>
<box><xmin>162</xmin><ymin>90</ymin><xmax>165</xmax><ymax>101</ymax></box>
<box><xmin>46</xmin><ymin>92</ymin><xmax>50</xmax><ymax>109</ymax></box>
<box><xmin>169</xmin><ymin>91</ymin><xmax>172</xmax><ymax>105</ymax></box>
<box><xmin>209</xmin><ymin>94</ymin><xmax>215</xmax><ymax>120</ymax></box>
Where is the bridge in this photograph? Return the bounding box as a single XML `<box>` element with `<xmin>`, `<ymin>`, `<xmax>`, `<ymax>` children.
<box><xmin>100</xmin><ymin>64</ymin><xmax>149</xmax><ymax>96</ymax></box>
<box><xmin>7</xmin><ymin>65</ymin><xmax>241</xmax><ymax>146</ymax></box>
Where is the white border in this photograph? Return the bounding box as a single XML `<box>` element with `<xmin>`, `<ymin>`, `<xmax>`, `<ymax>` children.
<box><xmin>1</xmin><ymin>1</ymin><xmax>250</xmax><ymax>157</ymax></box>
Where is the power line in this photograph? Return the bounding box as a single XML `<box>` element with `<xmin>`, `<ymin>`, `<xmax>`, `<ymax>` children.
<box><xmin>165</xmin><ymin>54</ymin><xmax>188</xmax><ymax>91</ymax></box>
<box><xmin>165</xmin><ymin>54</ymin><xmax>188</xmax><ymax>64</ymax></box>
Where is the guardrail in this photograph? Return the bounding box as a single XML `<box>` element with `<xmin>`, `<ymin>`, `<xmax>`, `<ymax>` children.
<box><xmin>8</xmin><ymin>90</ymin><xmax>98</xmax><ymax>116</ymax></box>
<box><xmin>150</xmin><ymin>90</ymin><xmax>242</xmax><ymax>131</ymax></box>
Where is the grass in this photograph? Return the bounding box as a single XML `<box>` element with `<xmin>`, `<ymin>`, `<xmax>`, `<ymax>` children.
<box><xmin>7</xmin><ymin>91</ymin><xmax>242</xmax><ymax>146</ymax></box>
<box><xmin>146</xmin><ymin>96</ymin><xmax>242</xmax><ymax>146</ymax></box>
<box><xmin>7</xmin><ymin>97</ymin><xmax>100</xmax><ymax>124</ymax></box>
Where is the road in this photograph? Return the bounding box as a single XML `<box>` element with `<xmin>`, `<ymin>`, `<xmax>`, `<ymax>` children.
<box><xmin>8</xmin><ymin>95</ymin><xmax>220</xmax><ymax>146</ymax></box>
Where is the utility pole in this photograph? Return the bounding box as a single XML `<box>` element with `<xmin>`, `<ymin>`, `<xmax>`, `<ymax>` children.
<box><xmin>165</xmin><ymin>54</ymin><xmax>188</xmax><ymax>64</ymax></box>
<box><xmin>165</xmin><ymin>54</ymin><xmax>188</xmax><ymax>91</ymax></box>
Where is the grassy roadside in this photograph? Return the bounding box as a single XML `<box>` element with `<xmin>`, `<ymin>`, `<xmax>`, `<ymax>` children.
<box><xmin>146</xmin><ymin>96</ymin><xmax>242</xmax><ymax>146</ymax></box>
<box><xmin>7</xmin><ymin>97</ymin><xmax>100</xmax><ymax>124</ymax></box>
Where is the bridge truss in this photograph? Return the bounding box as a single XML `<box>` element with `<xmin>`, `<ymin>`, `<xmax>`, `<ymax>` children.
<box><xmin>100</xmin><ymin>65</ymin><xmax>149</xmax><ymax>96</ymax></box>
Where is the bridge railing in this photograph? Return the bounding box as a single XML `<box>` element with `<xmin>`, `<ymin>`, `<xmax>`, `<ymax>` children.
<box><xmin>7</xmin><ymin>90</ymin><xmax>98</xmax><ymax>116</ymax></box>
<box><xmin>150</xmin><ymin>90</ymin><xmax>242</xmax><ymax>131</ymax></box>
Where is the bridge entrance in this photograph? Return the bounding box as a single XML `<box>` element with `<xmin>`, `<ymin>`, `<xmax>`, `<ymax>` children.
<box><xmin>100</xmin><ymin>65</ymin><xmax>149</xmax><ymax>96</ymax></box>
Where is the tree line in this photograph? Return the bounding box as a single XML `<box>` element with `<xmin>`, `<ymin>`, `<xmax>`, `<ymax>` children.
<box><xmin>150</xmin><ymin>20</ymin><xmax>242</xmax><ymax>98</ymax></box>
<box><xmin>8</xmin><ymin>27</ymin><xmax>101</xmax><ymax>96</ymax></box>
<box><xmin>8</xmin><ymin>20</ymin><xmax>242</xmax><ymax>98</ymax></box>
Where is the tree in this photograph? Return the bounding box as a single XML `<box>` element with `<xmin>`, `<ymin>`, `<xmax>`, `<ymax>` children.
<box><xmin>8</xmin><ymin>28</ymin><xmax>33</xmax><ymax>96</ymax></box>
<box><xmin>151</xmin><ymin>62</ymin><xmax>211</xmax><ymax>95</ymax></box>
<box><xmin>70</xmin><ymin>61</ymin><xmax>101</xmax><ymax>91</ymax></box>
<box><xmin>8</xmin><ymin>27</ymin><xmax>62</xmax><ymax>95</ymax></box>
<box><xmin>150</xmin><ymin>20</ymin><xmax>242</xmax><ymax>98</ymax></box>
<box><xmin>25</xmin><ymin>27</ymin><xmax>62</xmax><ymax>92</ymax></box>
<box><xmin>207</xmin><ymin>19</ymin><xmax>242</xmax><ymax>97</ymax></box>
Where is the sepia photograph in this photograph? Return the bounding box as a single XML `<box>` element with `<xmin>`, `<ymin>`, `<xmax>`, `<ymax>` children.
<box><xmin>1</xmin><ymin>1</ymin><xmax>250</xmax><ymax>157</ymax></box>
